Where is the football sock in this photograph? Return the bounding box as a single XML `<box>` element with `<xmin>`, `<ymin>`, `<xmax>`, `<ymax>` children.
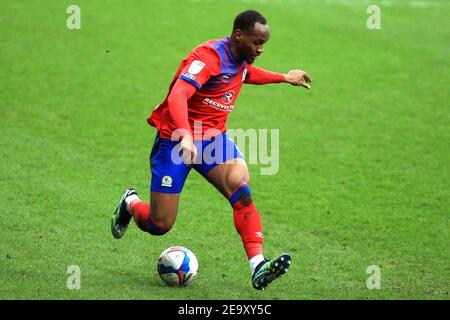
<box><xmin>249</xmin><ymin>254</ymin><xmax>265</xmax><ymax>275</ymax></box>
<box><xmin>130</xmin><ymin>200</ymin><xmax>169</xmax><ymax>236</ymax></box>
<box><xmin>125</xmin><ymin>194</ymin><xmax>140</xmax><ymax>213</ymax></box>
<box><xmin>229</xmin><ymin>184</ymin><xmax>264</xmax><ymax>262</ymax></box>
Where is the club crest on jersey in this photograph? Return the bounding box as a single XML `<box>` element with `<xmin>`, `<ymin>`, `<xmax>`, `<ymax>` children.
<box><xmin>161</xmin><ymin>176</ymin><xmax>173</xmax><ymax>187</ymax></box>
<box><xmin>188</xmin><ymin>60</ymin><xmax>205</xmax><ymax>75</ymax></box>
<box><xmin>221</xmin><ymin>90</ymin><xmax>235</xmax><ymax>105</ymax></box>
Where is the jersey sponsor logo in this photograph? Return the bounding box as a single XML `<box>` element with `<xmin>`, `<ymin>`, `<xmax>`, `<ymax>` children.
<box><xmin>203</xmin><ymin>98</ymin><xmax>234</xmax><ymax>112</ymax></box>
<box><xmin>242</xmin><ymin>68</ymin><xmax>247</xmax><ymax>81</ymax></box>
<box><xmin>161</xmin><ymin>176</ymin><xmax>173</xmax><ymax>187</ymax></box>
<box><xmin>182</xmin><ymin>72</ymin><xmax>197</xmax><ymax>81</ymax></box>
<box><xmin>188</xmin><ymin>60</ymin><xmax>205</xmax><ymax>75</ymax></box>
<box><xmin>221</xmin><ymin>90</ymin><xmax>235</xmax><ymax>105</ymax></box>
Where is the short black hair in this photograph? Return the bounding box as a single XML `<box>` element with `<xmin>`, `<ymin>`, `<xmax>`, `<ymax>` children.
<box><xmin>232</xmin><ymin>10</ymin><xmax>267</xmax><ymax>33</ymax></box>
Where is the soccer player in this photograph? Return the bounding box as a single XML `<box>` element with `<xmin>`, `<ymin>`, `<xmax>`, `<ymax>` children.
<box><xmin>111</xmin><ymin>10</ymin><xmax>311</xmax><ymax>290</ymax></box>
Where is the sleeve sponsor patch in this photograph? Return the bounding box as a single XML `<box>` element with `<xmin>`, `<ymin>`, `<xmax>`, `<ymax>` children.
<box><xmin>187</xmin><ymin>60</ymin><xmax>206</xmax><ymax>75</ymax></box>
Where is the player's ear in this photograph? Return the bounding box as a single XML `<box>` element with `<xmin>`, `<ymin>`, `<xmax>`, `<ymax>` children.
<box><xmin>233</xmin><ymin>29</ymin><xmax>243</xmax><ymax>42</ymax></box>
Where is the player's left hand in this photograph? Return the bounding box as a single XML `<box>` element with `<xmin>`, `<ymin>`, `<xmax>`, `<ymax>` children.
<box><xmin>284</xmin><ymin>69</ymin><xmax>312</xmax><ymax>89</ymax></box>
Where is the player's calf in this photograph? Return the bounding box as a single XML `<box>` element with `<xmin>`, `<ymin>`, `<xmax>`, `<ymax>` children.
<box><xmin>229</xmin><ymin>183</ymin><xmax>265</xmax><ymax>269</ymax></box>
<box><xmin>112</xmin><ymin>189</ymin><xmax>177</xmax><ymax>237</ymax></box>
<box><xmin>130</xmin><ymin>200</ymin><xmax>172</xmax><ymax>236</ymax></box>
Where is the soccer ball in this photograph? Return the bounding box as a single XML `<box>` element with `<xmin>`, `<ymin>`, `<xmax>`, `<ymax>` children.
<box><xmin>157</xmin><ymin>246</ymin><xmax>198</xmax><ymax>287</ymax></box>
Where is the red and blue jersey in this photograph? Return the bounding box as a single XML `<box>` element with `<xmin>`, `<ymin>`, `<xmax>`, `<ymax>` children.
<box><xmin>148</xmin><ymin>37</ymin><xmax>253</xmax><ymax>139</ymax></box>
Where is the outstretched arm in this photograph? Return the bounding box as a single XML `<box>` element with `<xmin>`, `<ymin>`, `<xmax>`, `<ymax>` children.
<box><xmin>245</xmin><ymin>66</ymin><xmax>312</xmax><ymax>89</ymax></box>
<box><xmin>245</xmin><ymin>66</ymin><xmax>285</xmax><ymax>85</ymax></box>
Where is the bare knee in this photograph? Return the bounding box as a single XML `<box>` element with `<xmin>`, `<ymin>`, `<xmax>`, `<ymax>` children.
<box><xmin>227</xmin><ymin>167</ymin><xmax>250</xmax><ymax>194</ymax></box>
<box><xmin>226</xmin><ymin>169</ymin><xmax>253</xmax><ymax>208</ymax></box>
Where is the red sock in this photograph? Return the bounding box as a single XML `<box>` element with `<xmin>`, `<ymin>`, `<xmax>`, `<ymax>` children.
<box><xmin>130</xmin><ymin>200</ymin><xmax>168</xmax><ymax>235</ymax></box>
<box><xmin>232</xmin><ymin>193</ymin><xmax>264</xmax><ymax>259</ymax></box>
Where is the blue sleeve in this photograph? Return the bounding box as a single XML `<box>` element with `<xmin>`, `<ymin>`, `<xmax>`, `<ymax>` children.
<box><xmin>179</xmin><ymin>74</ymin><xmax>201</xmax><ymax>90</ymax></box>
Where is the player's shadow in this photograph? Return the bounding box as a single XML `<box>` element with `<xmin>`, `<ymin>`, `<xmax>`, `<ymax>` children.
<box><xmin>125</xmin><ymin>271</ymin><xmax>181</xmax><ymax>291</ymax></box>
<box><xmin>125</xmin><ymin>271</ymin><xmax>265</xmax><ymax>299</ymax></box>
<box><xmin>129</xmin><ymin>273</ymin><xmax>165</xmax><ymax>288</ymax></box>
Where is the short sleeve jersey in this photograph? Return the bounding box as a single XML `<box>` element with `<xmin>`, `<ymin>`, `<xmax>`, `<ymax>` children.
<box><xmin>147</xmin><ymin>37</ymin><xmax>253</xmax><ymax>140</ymax></box>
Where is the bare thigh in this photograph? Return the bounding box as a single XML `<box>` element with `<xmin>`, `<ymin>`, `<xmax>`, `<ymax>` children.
<box><xmin>149</xmin><ymin>159</ymin><xmax>249</xmax><ymax>229</ymax></box>
<box><xmin>204</xmin><ymin>158</ymin><xmax>250</xmax><ymax>199</ymax></box>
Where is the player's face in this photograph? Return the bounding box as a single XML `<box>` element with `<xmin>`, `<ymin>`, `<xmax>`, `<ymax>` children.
<box><xmin>236</xmin><ymin>22</ymin><xmax>270</xmax><ymax>64</ymax></box>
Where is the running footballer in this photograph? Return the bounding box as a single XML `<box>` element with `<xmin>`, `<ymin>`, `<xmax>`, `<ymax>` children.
<box><xmin>111</xmin><ymin>10</ymin><xmax>312</xmax><ymax>290</ymax></box>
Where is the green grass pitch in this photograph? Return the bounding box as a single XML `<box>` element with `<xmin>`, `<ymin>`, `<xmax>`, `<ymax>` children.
<box><xmin>0</xmin><ymin>0</ymin><xmax>449</xmax><ymax>299</ymax></box>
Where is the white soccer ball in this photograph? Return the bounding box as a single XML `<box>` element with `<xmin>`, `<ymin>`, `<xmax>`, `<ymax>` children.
<box><xmin>157</xmin><ymin>246</ymin><xmax>198</xmax><ymax>287</ymax></box>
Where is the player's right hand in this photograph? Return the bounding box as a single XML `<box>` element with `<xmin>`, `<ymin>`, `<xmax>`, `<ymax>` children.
<box><xmin>180</xmin><ymin>135</ymin><xmax>197</xmax><ymax>165</ymax></box>
<box><xmin>285</xmin><ymin>69</ymin><xmax>312</xmax><ymax>89</ymax></box>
